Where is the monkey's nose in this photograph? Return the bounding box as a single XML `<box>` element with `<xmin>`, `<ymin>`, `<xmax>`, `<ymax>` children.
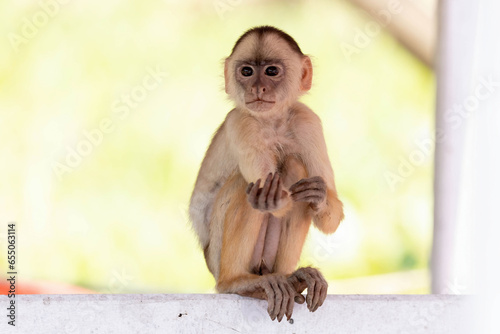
<box><xmin>255</xmin><ymin>86</ymin><xmax>266</xmax><ymax>96</ymax></box>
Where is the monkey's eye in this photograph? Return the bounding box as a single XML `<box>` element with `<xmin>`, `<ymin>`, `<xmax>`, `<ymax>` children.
<box><xmin>241</xmin><ymin>67</ymin><xmax>253</xmax><ymax>77</ymax></box>
<box><xmin>265</xmin><ymin>66</ymin><xmax>279</xmax><ymax>76</ymax></box>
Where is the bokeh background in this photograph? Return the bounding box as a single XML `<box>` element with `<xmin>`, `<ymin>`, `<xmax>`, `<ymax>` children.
<box><xmin>0</xmin><ymin>0</ymin><xmax>434</xmax><ymax>294</ymax></box>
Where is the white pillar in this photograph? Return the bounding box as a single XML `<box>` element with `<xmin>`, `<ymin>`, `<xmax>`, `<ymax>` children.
<box><xmin>433</xmin><ymin>0</ymin><xmax>500</xmax><ymax>331</ymax></box>
<box><xmin>432</xmin><ymin>0</ymin><xmax>478</xmax><ymax>295</ymax></box>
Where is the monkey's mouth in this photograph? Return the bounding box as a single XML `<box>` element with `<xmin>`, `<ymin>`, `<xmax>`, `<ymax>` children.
<box><xmin>246</xmin><ymin>99</ymin><xmax>275</xmax><ymax>105</ymax></box>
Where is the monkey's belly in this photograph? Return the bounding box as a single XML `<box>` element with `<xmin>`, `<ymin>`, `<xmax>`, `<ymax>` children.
<box><xmin>250</xmin><ymin>214</ymin><xmax>282</xmax><ymax>275</ymax></box>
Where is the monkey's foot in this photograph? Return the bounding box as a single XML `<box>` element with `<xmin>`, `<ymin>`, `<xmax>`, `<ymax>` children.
<box><xmin>287</xmin><ymin>267</ymin><xmax>328</xmax><ymax>312</ymax></box>
<box><xmin>249</xmin><ymin>275</ymin><xmax>297</xmax><ymax>322</ymax></box>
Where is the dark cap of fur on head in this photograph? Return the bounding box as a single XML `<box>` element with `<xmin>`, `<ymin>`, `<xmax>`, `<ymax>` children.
<box><xmin>230</xmin><ymin>26</ymin><xmax>304</xmax><ymax>56</ymax></box>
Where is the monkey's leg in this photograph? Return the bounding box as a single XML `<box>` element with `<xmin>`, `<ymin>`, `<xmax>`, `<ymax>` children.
<box><xmin>272</xmin><ymin>156</ymin><xmax>312</xmax><ymax>276</ymax></box>
<box><xmin>268</xmin><ymin>157</ymin><xmax>329</xmax><ymax>312</ymax></box>
<box><xmin>214</xmin><ymin>172</ymin><xmax>297</xmax><ymax>321</ymax></box>
<box><xmin>271</xmin><ymin>214</ymin><xmax>329</xmax><ymax>312</ymax></box>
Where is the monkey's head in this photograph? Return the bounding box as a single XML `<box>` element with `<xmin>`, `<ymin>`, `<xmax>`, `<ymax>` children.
<box><xmin>224</xmin><ymin>26</ymin><xmax>313</xmax><ymax>115</ymax></box>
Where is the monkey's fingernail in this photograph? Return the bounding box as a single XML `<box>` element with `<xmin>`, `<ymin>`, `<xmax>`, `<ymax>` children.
<box><xmin>294</xmin><ymin>295</ymin><xmax>305</xmax><ymax>304</ymax></box>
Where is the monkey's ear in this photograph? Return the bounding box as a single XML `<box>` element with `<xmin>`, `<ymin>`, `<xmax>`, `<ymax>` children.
<box><xmin>300</xmin><ymin>56</ymin><xmax>313</xmax><ymax>92</ymax></box>
<box><xmin>224</xmin><ymin>59</ymin><xmax>230</xmax><ymax>94</ymax></box>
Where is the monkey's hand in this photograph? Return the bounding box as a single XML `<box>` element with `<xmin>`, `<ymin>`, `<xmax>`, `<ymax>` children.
<box><xmin>246</xmin><ymin>172</ymin><xmax>290</xmax><ymax>213</ymax></box>
<box><xmin>287</xmin><ymin>267</ymin><xmax>328</xmax><ymax>312</ymax></box>
<box><xmin>289</xmin><ymin>176</ymin><xmax>327</xmax><ymax>211</ymax></box>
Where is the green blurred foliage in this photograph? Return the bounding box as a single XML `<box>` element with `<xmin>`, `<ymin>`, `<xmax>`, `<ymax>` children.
<box><xmin>0</xmin><ymin>0</ymin><xmax>434</xmax><ymax>293</ymax></box>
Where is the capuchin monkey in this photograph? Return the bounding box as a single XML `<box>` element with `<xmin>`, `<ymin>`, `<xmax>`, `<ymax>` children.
<box><xmin>189</xmin><ymin>26</ymin><xmax>344</xmax><ymax>322</ymax></box>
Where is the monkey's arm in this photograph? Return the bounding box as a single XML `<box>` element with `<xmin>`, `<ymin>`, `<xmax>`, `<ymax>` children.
<box><xmin>226</xmin><ymin>112</ymin><xmax>293</xmax><ymax>218</ymax></box>
<box><xmin>226</xmin><ymin>111</ymin><xmax>278</xmax><ymax>183</ymax></box>
<box><xmin>189</xmin><ymin>120</ymin><xmax>237</xmax><ymax>249</ymax></box>
<box><xmin>292</xmin><ymin>104</ymin><xmax>344</xmax><ymax>234</ymax></box>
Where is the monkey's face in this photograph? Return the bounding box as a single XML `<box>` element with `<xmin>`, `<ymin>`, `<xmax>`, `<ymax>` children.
<box><xmin>235</xmin><ymin>61</ymin><xmax>285</xmax><ymax>113</ymax></box>
<box><xmin>224</xmin><ymin>31</ymin><xmax>312</xmax><ymax>115</ymax></box>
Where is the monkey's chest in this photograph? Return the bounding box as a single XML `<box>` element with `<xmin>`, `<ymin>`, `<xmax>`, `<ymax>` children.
<box><xmin>260</xmin><ymin>125</ymin><xmax>295</xmax><ymax>149</ymax></box>
<box><xmin>262</xmin><ymin>132</ymin><xmax>297</xmax><ymax>165</ymax></box>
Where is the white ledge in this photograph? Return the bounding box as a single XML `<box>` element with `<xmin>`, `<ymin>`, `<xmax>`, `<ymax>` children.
<box><xmin>1</xmin><ymin>294</ymin><xmax>472</xmax><ymax>333</ymax></box>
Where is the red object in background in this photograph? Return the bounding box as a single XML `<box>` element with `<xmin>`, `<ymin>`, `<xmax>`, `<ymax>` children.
<box><xmin>0</xmin><ymin>279</ymin><xmax>94</xmax><ymax>294</ymax></box>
